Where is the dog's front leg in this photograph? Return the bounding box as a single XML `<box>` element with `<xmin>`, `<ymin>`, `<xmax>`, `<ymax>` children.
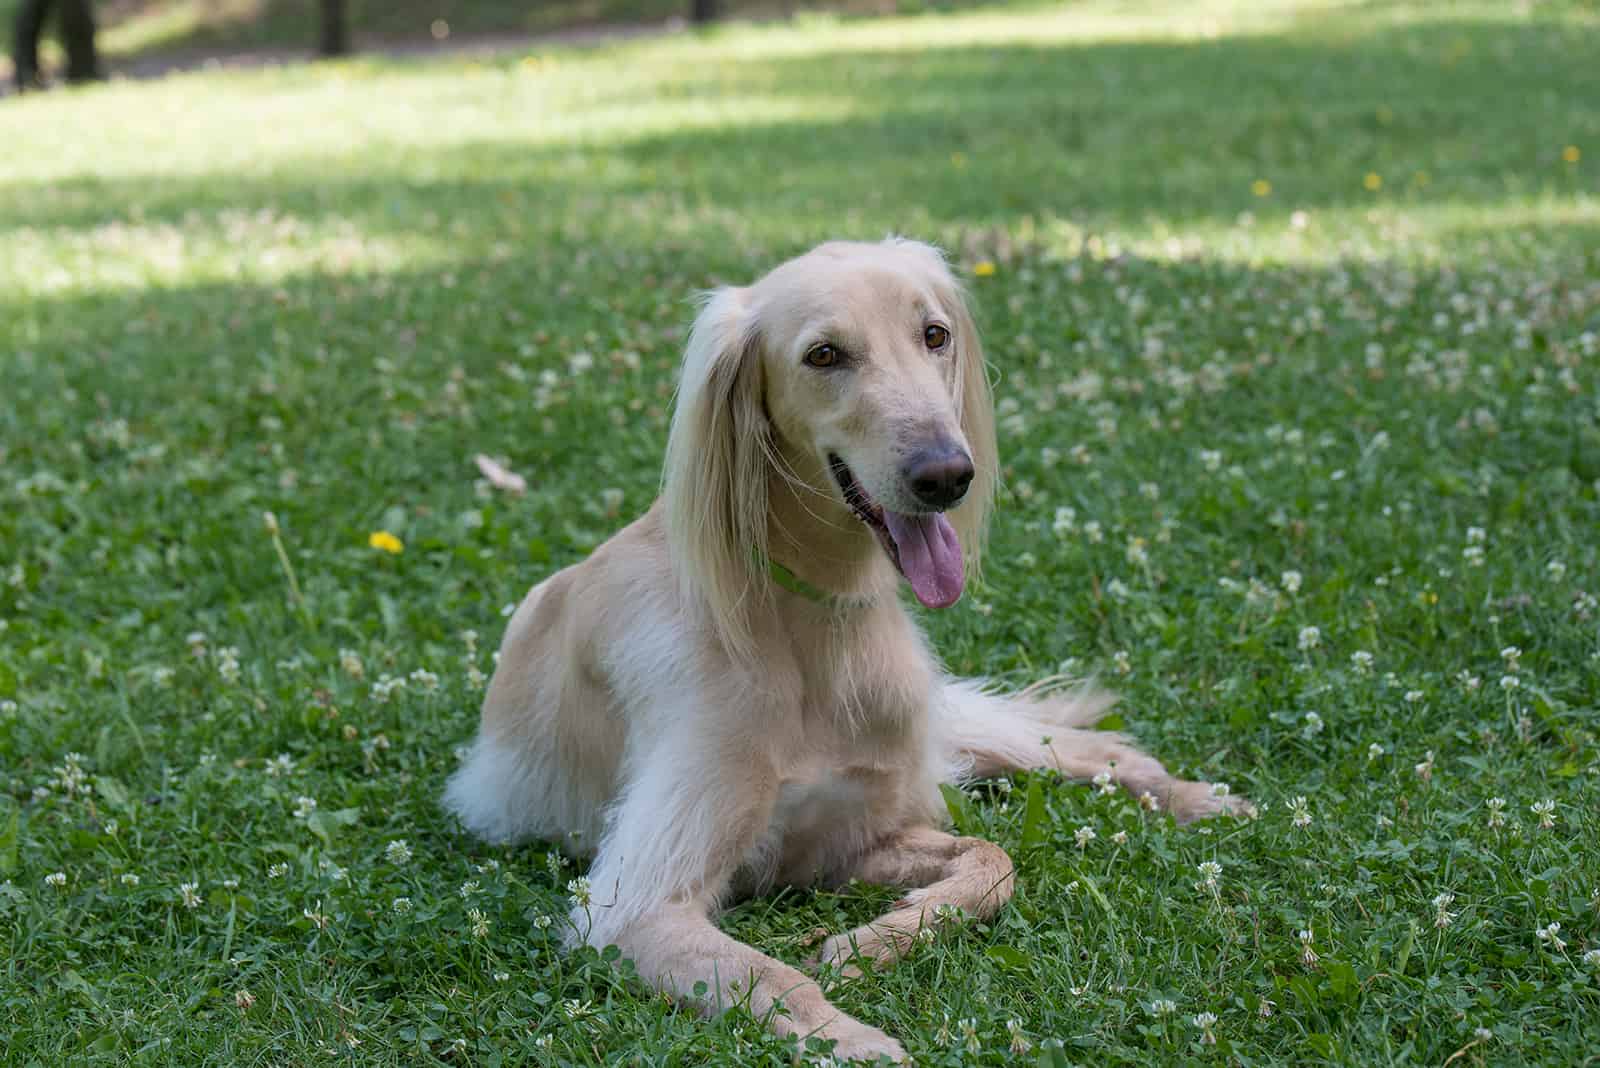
<box><xmin>814</xmin><ymin>826</ymin><xmax>1014</xmax><ymax>976</ymax></box>
<box><xmin>577</xmin><ymin>730</ymin><xmax>906</xmax><ymax>1064</ymax></box>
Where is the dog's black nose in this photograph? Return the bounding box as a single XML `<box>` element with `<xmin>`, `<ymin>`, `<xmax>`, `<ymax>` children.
<box><xmin>904</xmin><ymin>445</ymin><xmax>975</xmax><ymax>510</ymax></box>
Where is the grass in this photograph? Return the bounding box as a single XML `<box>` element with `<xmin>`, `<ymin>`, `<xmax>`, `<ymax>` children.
<box><xmin>2</xmin><ymin>0</ymin><xmax>1599</xmax><ymax>1062</ymax></box>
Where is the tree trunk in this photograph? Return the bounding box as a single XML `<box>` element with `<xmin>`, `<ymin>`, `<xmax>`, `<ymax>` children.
<box><xmin>690</xmin><ymin>0</ymin><xmax>718</xmax><ymax>24</ymax></box>
<box><xmin>319</xmin><ymin>0</ymin><xmax>349</xmax><ymax>57</ymax></box>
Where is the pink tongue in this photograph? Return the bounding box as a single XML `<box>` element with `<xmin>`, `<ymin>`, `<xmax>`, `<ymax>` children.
<box><xmin>881</xmin><ymin>510</ymin><xmax>965</xmax><ymax>608</ymax></box>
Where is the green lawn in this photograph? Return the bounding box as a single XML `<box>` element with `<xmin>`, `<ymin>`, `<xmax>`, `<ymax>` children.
<box><xmin>3</xmin><ymin>1</ymin><xmax>1600</xmax><ymax>1063</ymax></box>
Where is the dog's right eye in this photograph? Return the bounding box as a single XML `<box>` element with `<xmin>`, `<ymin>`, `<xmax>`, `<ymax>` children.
<box><xmin>804</xmin><ymin>343</ymin><xmax>841</xmax><ymax>369</ymax></box>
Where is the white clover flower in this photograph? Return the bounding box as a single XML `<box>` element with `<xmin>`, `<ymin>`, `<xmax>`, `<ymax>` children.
<box><xmin>1139</xmin><ymin>791</ymin><xmax>1160</xmax><ymax>812</ymax></box>
<box><xmin>1404</xmin><ymin>689</ymin><xmax>1425</xmax><ymax>704</ymax></box>
<box><xmin>1083</xmin><ymin>520</ymin><xmax>1104</xmax><ymax>543</ymax></box>
<box><xmin>1298</xmin><ymin>929</ymin><xmax>1319</xmax><ymax>967</ymax></box>
<box><xmin>1297</xmin><ymin>626</ymin><xmax>1321</xmax><ymax>652</ymax></box>
<box><xmin>1474</xmin><ymin>1026</ymin><xmax>1492</xmax><ymax>1042</ymax></box>
<box><xmin>1287</xmin><ymin>795</ymin><xmax>1312</xmax><ymax>828</ymax></box>
<box><xmin>1302</xmin><ymin>711</ymin><xmax>1324</xmax><ymax>736</ymax></box>
<box><xmin>1210</xmin><ymin>782</ymin><xmax>1231</xmax><ymax>798</ymax></box>
<box><xmin>338</xmin><ymin>648</ymin><xmax>365</xmax><ymax>679</ymax></box>
<box><xmin>44</xmin><ymin>871</ymin><xmax>67</xmax><ymax>889</ymax></box>
<box><xmin>1196</xmin><ymin>861</ymin><xmax>1222</xmax><ymax>893</ymax></box>
<box><xmin>235</xmin><ymin>988</ymin><xmax>256</xmax><ymax>1010</ymax></box>
<box><xmin>1281</xmin><ymin>570</ymin><xmax>1303</xmax><ymax>594</ymax></box>
<box><xmin>265</xmin><ymin>753</ymin><xmax>294</xmax><ymax>778</ymax></box>
<box><xmin>1350</xmin><ymin>650</ymin><xmax>1374</xmax><ymax>674</ymax></box>
<box><xmin>567</xmin><ymin>876</ymin><xmax>592</xmax><ymax>908</ymax></box>
<box><xmin>292</xmin><ymin>796</ymin><xmax>317</xmax><ymax>820</ymax></box>
<box><xmin>120</xmin><ymin>873</ymin><xmax>140</xmax><ymax>887</ymax></box>
<box><xmin>267</xmin><ymin>862</ymin><xmax>289</xmax><ymax>879</ymax></box>
<box><xmin>1546</xmin><ymin>561</ymin><xmax>1567</xmax><ymax>581</ymax></box>
<box><xmin>1500</xmin><ymin>646</ymin><xmax>1522</xmax><ymax>671</ymax></box>
<box><xmin>1462</xmin><ymin>545</ymin><xmax>1486</xmax><ymax>567</ymax></box>
<box><xmin>1457</xmin><ymin>671</ymin><xmax>1481</xmax><ymax>692</ymax></box>
<box><xmin>467</xmin><ymin>907</ymin><xmax>490</xmax><ymax>938</ymax></box>
<box><xmin>392</xmin><ymin>897</ymin><xmax>413</xmax><ymax>915</ymax></box>
<box><xmin>1485</xmin><ymin>797</ymin><xmax>1507</xmax><ymax>828</ymax></box>
<box><xmin>1531</xmin><ymin>799</ymin><xmax>1556</xmax><ymax>829</ymax></box>
<box><xmin>408</xmin><ymin>668</ymin><xmax>440</xmax><ymax>691</ymax></box>
<box><xmin>385</xmin><ymin>840</ymin><xmax>413</xmax><ymax>865</ymax></box>
<box><xmin>459</xmin><ymin>879</ymin><xmax>480</xmax><ymax>899</ymax></box>
<box><xmin>1536</xmin><ymin>922</ymin><xmax>1566</xmax><ymax>951</ymax></box>
<box><xmin>1367</xmin><ymin>742</ymin><xmax>1385</xmax><ymax>761</ymax></box>
<box><xmin>1414</xmin><ymin>751</ymin><xmax>1435</xmax><ymax>782</ymax></box>
<box><xmin>1193</xmin><ymin>1012</ymin><xmax>1218</xmax><ymax>1044</ymax></box>
<box><xmin>1112</xmin><ymin>650</ymin><xmax>1131</xmax><ymax>675</ymax></box>
<box><xmin>960</xmin><ymin>1017</ymin><xmax>980</xmax><ymax>1055</ymax></box>
<box><xmin>1110</xmin><ymin>830</ymin><xmax>1128</xmax><ymax>846</ymax></box>
<box><xmin>1125</xmin><ymin>538</ymin><xmax>1149</xmax><ymax>566</ymax></box>
<box><xmin>493</xmin><ymin>971</ymin><xmax>510</xmax><ymax>983</ymax></box>
<box><xmin>1074</xmin><ymin>825</ymin><xmax>1097</xmax><ymax>848</ymax></box>
<box><xmin>1582</xmin><ymin>949</ymin><xmax>1600</xmax><ymax>967</ymax></box>
<box><xmin>179</xmin><ymin>882</ymin><xmax>201</xmax><ymax>909</ymax></box>
<box><xmin>1499</xmin><ymin>674</ymin><xmax>1520</xmax><ymax>692</ymax></box>
<box><xmin>1198</xmin><ymin>449</ymin><xmax>1223</xmax><ymax>472</ymax></box>
<box><xmin>1007</xmin><ymin>1018</ymin><xmax>1031</xmax><ymax>1056</ymax></box>
<box><xmin>1149</xmin><ymin>999</ymin><xmax>1177</xmax><ymax>1016</ymax></box>
<box><xmin>1432</xmin><ymin>892</ymin><xmax>1457</xmax><ymax>929</ymax></box>
<box><xmin>216</xmin><ymin>647</ymin><xmax>242</xmax><ymax>684</ymax></box>
<box><xmin>1092</xmin><ymin>769</ymin><xmax>1116</xmax><ymax>796</ymax></box>
<box><xmin>1466</xmin><ymin>526</ymin><xmax>1487</xmax><ymax>545</ymax></box>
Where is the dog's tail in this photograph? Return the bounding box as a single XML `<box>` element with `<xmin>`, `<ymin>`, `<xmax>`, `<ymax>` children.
<box><xmin>936</xmin><ymin>676</ymin><xmax>1117</xmax><ymax>782</ymax></box>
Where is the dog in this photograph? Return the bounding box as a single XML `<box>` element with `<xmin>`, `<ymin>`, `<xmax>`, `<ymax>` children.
<box><xmin>445</xmin><ymin>238</ymin><xmax>1247</xmax><ymax>1063</ymax></box>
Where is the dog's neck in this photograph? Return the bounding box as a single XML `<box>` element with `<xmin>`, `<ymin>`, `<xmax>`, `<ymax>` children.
<box><xmin>764</xmin><ymin>443</ymin><xmax>899</xmax><ymax>604</ymax></box>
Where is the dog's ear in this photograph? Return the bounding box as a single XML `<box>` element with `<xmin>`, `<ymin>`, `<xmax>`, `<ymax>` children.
<box><xmin>886</xmin><ymin>238</ymin><xmax>998</xmax><ymax>576</ymax></box>
<box><xmin>663</xmin><ymin>286</ymin><xmax>769</xmax><ymax>660</ymax></box>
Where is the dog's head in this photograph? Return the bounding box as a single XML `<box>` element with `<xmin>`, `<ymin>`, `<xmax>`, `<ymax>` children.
<box><xmin>664</xmin><ymin>238</ymin><xmax>996</xmax><ymax>655</ymax></box>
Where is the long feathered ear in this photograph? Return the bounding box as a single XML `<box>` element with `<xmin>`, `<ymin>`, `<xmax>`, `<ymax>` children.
<box><xmin>887</xmin><ymin>238</ymin><xmax>998</xmax><ymax>579</ymax></box>
<box><xmin>662</xmin><ymin>286</ymin><xmax>770</xmax><ymax>661</ymax></box>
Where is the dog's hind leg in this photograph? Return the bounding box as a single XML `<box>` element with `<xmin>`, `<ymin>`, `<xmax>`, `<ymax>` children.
<box><xmin>937</xmin><ymin>678</ymin><xmax>1250</xmax><ymax>823</ymax></box>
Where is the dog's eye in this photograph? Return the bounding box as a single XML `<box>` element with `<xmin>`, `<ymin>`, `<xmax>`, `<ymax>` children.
<box><xmin>924</xmin><ymin>324</ymin><xmax>951</xmax><ymax>350</ymax></box>
<box><xmin>804</xmin><ymin>343</ymin><xmax>841</xmax><ymax>369</ymax></box>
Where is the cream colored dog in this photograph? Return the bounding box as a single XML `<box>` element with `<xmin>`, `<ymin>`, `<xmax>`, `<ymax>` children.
<box><xmin>446</xmin><ymin>238</ymin><xmax>1246</xmax><ymax>1063</ymax></box>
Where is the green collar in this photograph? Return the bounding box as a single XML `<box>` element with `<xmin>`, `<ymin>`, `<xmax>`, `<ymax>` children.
<box><xmin>762</xmin><ymin>552</ymin><xmax>841</xmax><ymax>607</ymax></box>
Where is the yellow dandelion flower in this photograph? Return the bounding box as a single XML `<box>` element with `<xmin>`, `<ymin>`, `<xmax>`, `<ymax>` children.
<box><xmin>951</xmin><ymin>151</ymin><xmax>968</xmax><ymax>168</ymax></box>
<box><xmin>973</xmin><ymin>261</ymin><xmax>997</xmax><ymax>278</ymax></box>
<box><xmin>1251</xmin><ymin>179</ymin><xmax>1272</xmax><ymax>197</ymax></box>
<box><xmin>1562</xmin><ymin>145</ymin><xmax>1581</xmax><ymax>164</ymax></box>
<box><xmin>1363</xmin><ymin>172</ymin><xmax>1383</xmax><ymax>191</ymax></box>
<box><xmin>368</xmin><ymin>531</ymin><xmax>404</xmax><ymax>555</ymax></box>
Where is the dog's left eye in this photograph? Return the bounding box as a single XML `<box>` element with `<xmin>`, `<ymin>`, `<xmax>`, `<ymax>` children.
<box><xmin>924</xmin><ymin>324</ymin><xmax>951</xmax><ymax>350</ymax></box>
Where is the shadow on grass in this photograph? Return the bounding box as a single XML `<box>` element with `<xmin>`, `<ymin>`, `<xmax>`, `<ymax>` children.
<box><xmin>3</xmin><ymin>11</ymin><xmax>1596</xmax><ymax>243</ymax></box>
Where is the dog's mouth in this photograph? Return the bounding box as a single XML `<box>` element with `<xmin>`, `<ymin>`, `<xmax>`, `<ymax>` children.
<box><xmin>828</xmin><ymin>454</ymin><xmax>965</xmax><ymax>609</ymax></box>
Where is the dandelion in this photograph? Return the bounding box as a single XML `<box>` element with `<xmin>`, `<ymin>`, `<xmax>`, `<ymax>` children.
<box><xmin>1297</xmin><ymin>626</ymin><xmax>1321</xmax><ymax>652</ymax></box>
<box><xmin>1298</xmin><ymin>929</ymin><xmax>1319</xmax><ymax>967</ymax></box>
<box><xmin>392</xmin><ymin>897</ymin><xmax>413</xmax><ymax>915</ymax></box>
<box><xmin>1433</xmin><ymin>892</ymin><xmax>1457</xmax><ymax>929</ymax></box>
<box><xmin>44</xmin><ymin>871</ymin><xmax>67</xmax><ymax>889</ymax></box>
<box><xmin>1287</xmin><ymin>795</ymin><xmax>1313</xmax><ymax>828</ymax></box>
<box><xmin>1007</xmin><ymin>1018</ymin><xmax>1031</xmax><ymax>1055</ymax></box>
<box><xmin>1281</xmin><ymin>570</ymin><xmax>1302</xmax><ymax>594</ymax></box>
<box><xmin>467</xmin><ymin>907</ymin><xmax>490</xmax><ymax>938</ymax></box>
<box><xmin>179</xmin><ymin>882</ymin><xmax>201</xmax><ymax>909</ymax></box>
<box><xmin>368</xmin><ymin>530</ymin><xmax>403</xmax><ymax>554</ymax></box>
<box><xmin>1074</xmin><ymin>825</ymin><xmax>1097</xmax><ymax>849</ymax></box>
<box><xmin>1536</xmin><ymin>922</ymin><xmax>1566</xmax><ymax>951</ymax></box>
<box><xmin>1563</xmin><ymin>145</ymin><xmax>1582</xmax><ymax>163</ymax></box>
<box><xmin>235</xmin><ymin>988</ymin><xmax>256</xmax><ymax>1010</ymax></box>
<box><xmin>972</xmin><ymin>261</ymin><xmax>997</xmax><ymax>278</ymax></box>
<box><xmin>1363</xmin><ymin>172</ymin><xmax>1383</xmax><ymax>191</ymax></box>
<box><xmin>1251</xmin><ymin>178</ymin><xmax>1272</xmax><ymax>197</ymax></box>
<box><xmin>1350</xmin><ymin>650</ymin><xmax>1373</xmax><ymax>674</ymax></box>
<box><xmin>567</xmin><ymin>876</ymin><xmax>592</xmax><ymax>908</ymax></box>
<box><xmin>1485</xmin><ymin>797</ymin><xmax>1507</xmax><ymax>828</ymax></box>
<box><xmin>1414</xmin><ymin>751</ymin><xmax>1435</xmax><ymax>783</ymax></box>
<box><xmin>1531</xmin><ymin>799</ymin><xmax>1556</xmax><ymax>829</ymax></box>
<box><xmin>385</xmin><ymin>840</ymin><xmax>413</xmax><ymax>865</ymax></box>
<box><xmin>1194</xmin><ymin>1012</ymin><xmax>1218</xmax><ymax>1044</ymax></box>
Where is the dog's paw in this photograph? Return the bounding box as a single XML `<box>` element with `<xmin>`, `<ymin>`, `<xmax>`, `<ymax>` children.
<box><xmin>820</xmin><ymin>1016</ymin><xmax>908</xmax><ymax>1064</ymax></box>
<box><xmin>1165</xmin><ymin>779</ymin><xmax>1255</xmax><ymax>824</ymax></box>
